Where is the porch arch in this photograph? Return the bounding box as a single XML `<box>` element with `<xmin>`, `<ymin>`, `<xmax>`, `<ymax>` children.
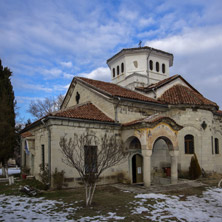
<box><xmin>124</xmin><ymin>136</ymin><xmax>143</xmax><ymax>184</ymax></box>
<box><xmin>151</xmin><ymin>135</ymin><xmax>179</xmax><ymax>185</ymax></box>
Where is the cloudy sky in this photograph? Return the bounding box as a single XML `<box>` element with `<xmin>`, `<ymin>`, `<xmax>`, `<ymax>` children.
<box><xmin>1</xmin><ymin>0</ymin><xmax>222</xmax><ymax>122</ymax></box>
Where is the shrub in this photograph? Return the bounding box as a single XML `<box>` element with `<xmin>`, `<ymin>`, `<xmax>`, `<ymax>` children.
<box><xmin>52</xmin><ymin>168</ymin><xmax>65</xmax><ymax>190</ymax></box>
<box><xmin>39</xmin><ymin>164</ymin><xmax>50</xmax><ymax>190</ymax></box>
<box><xmin>189</xmin><ymin>153</ymin><xmax>201</xmax><ymax>180</ymax></box>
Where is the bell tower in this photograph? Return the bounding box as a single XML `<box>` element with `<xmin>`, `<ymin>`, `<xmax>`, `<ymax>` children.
<box><xmin>107</xmin><ymin>46</ymin><xmax>174</xmax><ymax>90</ymax></box>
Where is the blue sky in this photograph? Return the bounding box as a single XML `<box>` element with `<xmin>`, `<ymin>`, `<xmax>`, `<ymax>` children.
<box><xmin>1</xmin><ymin>0</ymin><xmax>222</xmax><ymax>122</ymax></box>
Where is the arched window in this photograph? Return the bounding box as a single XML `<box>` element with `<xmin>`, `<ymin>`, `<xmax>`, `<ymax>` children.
<box><xmin>149</xmin><ymin>60</ymin><xmax>153</xmax><ymax>70</ymax></box>
<box><xmin>113</xmin><ymin>68</ymin><xmax>115</xmax><ymax>78</ymax></box>
<box><xmin>184</xmin><ymin>135</ymin><xmax>194</xmax><ymax>154</ymax></box>
<box><xmin>156</xmin><ymin>62</ymin><xmax>159</xmax><ymax>72</ymax></box>
<box><xmin>121</xmin><ymin>63</ymin><xmax>124</xmax><ymax>73</ymax></box>
<box><xmin>162</xmin><ymin>63</ymin><xmax>165</xmax><ymax>73</ymax></box>
<box><xmin>215</xmin><ymin>138</ymin><xmax>219</xmax><ymax>154</ymax></box>
<box><xmin>129</xmin><ymin>138</ymin><xmax>141</xmax><ymax>150</ymax></box>
<box><xmin>117</xmin><ymin>65</ymin><xmax>120</xmax><ymax>75</ymax></box>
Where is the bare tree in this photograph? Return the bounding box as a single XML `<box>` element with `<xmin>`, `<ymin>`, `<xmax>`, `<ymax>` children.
<box><xmin>27</xmin><ymin>94</ymin><xmax>64</xmax><ymax>119</ymax></box>
<box><xmin>59</xmin><ymin>131</ymin><xmax>127</xmax><ymax>206</ymax></box>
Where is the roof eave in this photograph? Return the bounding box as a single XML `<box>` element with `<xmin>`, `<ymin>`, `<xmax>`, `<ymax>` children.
<box><xmin>107</xmin><ymin>47</ymin><xmax>174</xmax><ymax>66</ymax></box>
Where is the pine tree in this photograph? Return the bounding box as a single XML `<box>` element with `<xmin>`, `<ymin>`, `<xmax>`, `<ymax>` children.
<box><xmin>189</xmin><ymin>153</ymin><xmax>201</xmax><ymax>180</ymax></box>
<box><xmin>0</xmin><ymin>59</ymin><xmax>16</xmax><ymax>173</ymax></box>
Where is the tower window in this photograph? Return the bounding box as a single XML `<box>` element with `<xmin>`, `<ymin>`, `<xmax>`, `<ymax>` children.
<box><xmin>149</xmin><ymin>60</ymin><xmax>153</xmax><ymax>71</ymax></box>
<box><xmin>117</xmin><ymin>65</ymin><xmax>120</xmax><ymax>75</ymax></box>
<box><xmin>184</xmin><ymin>134</ymin><xmax>194</xmax><ymax>154</ymax></box>
<box><xmin>162</xmin><ymin>63</ymin><xmax>166</xmax><ymax>73</ymax></box>
<box><xmin>156</xmin><ymin>62</ymin><xmax>159</xmax><ymax>72</ymax></box>
<box><xmin>113</xmin><ymin>68</ymin><xmax>115</xmax><ymax>78</ymax></box>
<box><xmin>121</xmin><ymin>63</ymin><xmax>124</xmax><ymax>73</ymax></box>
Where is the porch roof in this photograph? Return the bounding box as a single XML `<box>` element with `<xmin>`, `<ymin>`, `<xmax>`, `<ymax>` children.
<box><xmin>123</xmin><ymin>114</ymin><xmax>183</xmax><ymax>131</ymax></box>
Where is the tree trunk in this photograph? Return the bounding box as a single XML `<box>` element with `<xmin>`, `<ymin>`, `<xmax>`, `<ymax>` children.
<box><xmin>89</xmin><ymin>183</ymin><xmax>96</xmax><ymax>206</ymax></box>
<box><xmin>85</xmin><ymin>183</ymin><xmax>96</xmax><ymax>206</ymax></box>
<box><xmin>2</xmin><ymin>165</ymin><xmax>7</xmax><ymax>177</ymax></box>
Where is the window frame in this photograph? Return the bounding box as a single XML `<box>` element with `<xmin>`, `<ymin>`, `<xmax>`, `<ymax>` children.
<box><xmin>121</xmin><ymin>62</ymin><xmax>124</xmax><ymax>73</ymax></box>
<box><xmin>41</xmin><ymin>144</ymin><xmax>45</xmax><ymax>170</ymax></box>
<box><xmin>184</xmin><ymin>134</ymin><xmax>194</xmax><ymax>154</ymax></box>
<box><xmin>84</xmin><ymin>145</ymin><xmax>98</xmax><ymax>174</ymax></box>
<box><xmin>162</xmin><ymin>63</ymin><xmax>166</xmax><ymax>73</ymax></box>
<box><xmin>112</xmin><ymin>68</ymin><xmax>115</xmax><ymax>78</ymax></box>
<box><xmin>215</xmin><ymin>138</ymin><xmax>219</xmax><ymax>154</ymax></box>
<box><xmin>117</xmin><ymin>65</ymin><xmax>120</xmax><ymax>75</ymax></box>
<box><xmin>156</xmin><ymin>62</ymin><xmax>159</xmax><ymax>72</ymax></box>
<box><xmin>149</xmin><ymin>60</ymin><xmax>153</xmax><ymax>71</ymax></box>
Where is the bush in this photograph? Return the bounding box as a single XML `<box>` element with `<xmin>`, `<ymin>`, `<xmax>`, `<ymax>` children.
<box><xmin>39</xmin><ymin>164</ymin><xmax>50</xmax><ymax>190</ymax></box>
<box><xmin>189</xmin><ymin>153</ymin><xmax>201</xmax><ymax>180</ymax></box>
<box><xmin>52</xmin><ymin>168</ymin><xmax>65</xmax><ymax>190</ymax></box>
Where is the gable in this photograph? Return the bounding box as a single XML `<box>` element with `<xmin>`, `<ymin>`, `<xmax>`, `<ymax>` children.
<box><xmin>136</xmin><ymin>74</ymin><xmax>201</xmax><ymax>99</ymax></box>
<box><xmin>61</xmin><ymin>79</ymin><xmax>115</xmax><ymax>120</ymax></box>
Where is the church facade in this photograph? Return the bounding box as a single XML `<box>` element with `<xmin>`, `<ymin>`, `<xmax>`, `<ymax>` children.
<box><xmin>21</xmin><ymin>46</ymin><xmax>222</xmax><ymax>188</ymax></box>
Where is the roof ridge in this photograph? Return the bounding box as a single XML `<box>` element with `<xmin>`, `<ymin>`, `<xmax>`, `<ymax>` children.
<box><xmin>107</xmin><ymin>46</ymin><xmax>173</xmax><ymax>64</ymax></box>
<box><xmin>76</xmin><ymin>76</ymin><xmax>161</xmax><ymax>104</ymax></box>
<box><xmin>52</xmin><ymin>101</ymin><xmax>91</xmax><ymax>116</ymax></box>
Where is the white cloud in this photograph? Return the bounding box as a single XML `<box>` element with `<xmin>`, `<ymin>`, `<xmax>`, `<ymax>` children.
<box><xmin>16</xmin><ymin>96</ymin><xmax>42</xmax><ymax>104</ymax></box>
<box><xmin>60</xmin><ymin>61</ymin><xmax>73</xmax><ymax>68</ymax></box>
<box><xmin>13</xmin><ymin>79</ymin><xmax>52</xmax><ymax>92</ymax></box>
<box><xmin>146</xmin><ymin>26</ymin><xmax>222</xmax><ymax>55</ymax></box>
<box><xmin>79</xmin><ymin>67</ymin><xmax>110</xmax><ymax>82</ymax></box>
<box><xmin>145</xmin><ymin>25</ymin><xmax>222</xmax><ymax>109</ymax></box>
<box><xmin>42</xmin><ymin>68</ymin><xmax>63</xmax><ymax>78</ymax></box>
<box><xmin>63</xmin><ymin>73</ymin><xmax>74</xmax><ymax>79</ymax></box>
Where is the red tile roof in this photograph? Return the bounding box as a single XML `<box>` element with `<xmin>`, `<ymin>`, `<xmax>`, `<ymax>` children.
<box><xmin>21</xmin><ymin>131</ymin><xmax>33</xmax><ymax>138</ymax></box>
<box><xmin>52</xmin><ymin>102</ymin><xmax>114</xmax><ymax>122</ymax></box>
<box><xmin>215</xmin><ymin>110</ymin><xmax>222</xmax><ymax>116</ymax></box>
<box><xmin>123</xmin><ymin>114</ymin><xmax>182</xmax><ymax>129</ymax></box>
<box><xmin>77</xmin><ymin>77</ymin><xmax>160</xmax><ymax>104</ymax></box>
<box><xmin>158</xmin><ymin>84</ymin><xmax>218</xmax><ymax>108</ymax></box>
<box><xmin>136</xmin><ymin>75</ymin><xmax>200</xmax><ymax>94</ymax></box>
<box><xmin>136</xmin><ymin>75</ymin><xmax>179</xmax><ymax>92</ymax></box>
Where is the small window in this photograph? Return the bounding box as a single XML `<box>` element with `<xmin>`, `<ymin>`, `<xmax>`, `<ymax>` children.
<box><xmin>184</xmin><ymin>135</ymin><xmax>194</xmax><ymax>154</ymax></box>
<box><xmin>215</xmin><ymin>138</ymin><xmax>219</xmax><ymax>154</ymax></box>
<box><xmin>149</xmin><ymin>60</ymin><xmax>153</xmax><ymax>70</ymax></box>
<box><xmin>156</xmin><ymin>62</ymin><xmax>159</xmax><ymax>72</ymax></box>
<box><xmin>121</xmin><ymin>63</ymin><xmax>124</xmax><ymax>73</ymax></box>
<box><xmin>211</xmin><ymin>136</ymin><xmax>214</xmax><ymax>154</ymax></box>
<box><xmin>117</xmin><ymin>66</ymin><xmax>120</xmax><ymax>75</ymax></box>
<box><xmin>76</xmin><ymin>92</ymin><xmax>80</xmax><ymax>104</ymax></box>
<box><xmin>84</xmin><ymin>146</ymin><xmax>97</xmax><ymax>174</ymax></box>
<box><xmin>41</xmin><ymin>145</ymin><xmax>45</xmax><ymax>170</ymax></box>
<box><xmin>113</xmin><ymin>68</ymin><xmax>115</xmax><ymax>78</ymax></box>
<box><xmin>162</xmin><ymin>63</ymin><xmax>166</xmax><ymax>73</ymax></box>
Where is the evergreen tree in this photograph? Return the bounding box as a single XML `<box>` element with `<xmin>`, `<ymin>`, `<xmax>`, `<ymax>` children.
<box><xmin>189</xmin><ymin>153</ymin><xmax>201</xmax><ymax>180</ymax></box>
<box><xmin>0</xmin><ymin>59</ymin><xmax>16</xmax><ymax>170</ymax></box>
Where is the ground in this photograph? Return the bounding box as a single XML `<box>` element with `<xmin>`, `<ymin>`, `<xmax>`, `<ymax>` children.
<box><xmin>0</xmin><ymin>177</ymin><xmax>222</xmax><ymax>222</ymax></box>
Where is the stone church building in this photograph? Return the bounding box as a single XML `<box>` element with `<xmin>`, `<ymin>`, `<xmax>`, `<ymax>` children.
<box><xmin>21</xmin><ymin>46</ymin><xmax>222</xmax><ymax>187</ymax></box>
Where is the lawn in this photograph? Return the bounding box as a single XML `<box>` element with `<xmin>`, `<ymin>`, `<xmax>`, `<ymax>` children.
<box><xmin>0</xmin><ymin>179</ymin><xmax>222</xmax><ymax>221</ymax></box>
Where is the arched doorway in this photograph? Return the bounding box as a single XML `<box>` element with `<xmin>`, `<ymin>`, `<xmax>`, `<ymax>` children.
<box><xmin>132</xmin><ymin>154</ymin><xmax>143</xmax><ymax>183</ymax></box>
<box><xmin>125</xmin><ymin>136</ymin><xmax>143</xmax><ymax>184</ymax></box>
<box><xmin>151</xmin><ymin>136</ymin><xmax>173</xmax><ymax>185</ymax></box>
